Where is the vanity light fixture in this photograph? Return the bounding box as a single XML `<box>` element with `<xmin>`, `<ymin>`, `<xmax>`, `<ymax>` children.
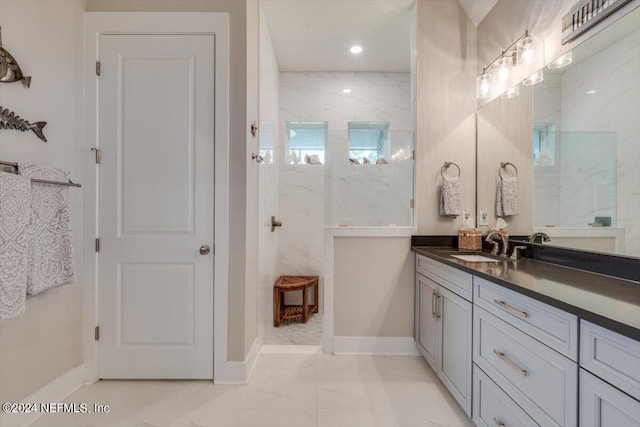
<box><xmin>476</xmin><ymin>30</ymin><xmax>538</xmax><ymax>99</ymax></box>
<box><xmin>350</xmin><ymin>45</ymin><xmax>363</xmax><ymax>54</ymax></box>
<box><xmin>501</xmin><ymin>84</ymin><xmax>520</xmax><ymax>99</ymax></box>
<box><xmin>522</xmin><ymin>69</ymin><xmax>544</xmax><ymax>86</ymax></box>
<box><xmin>548</xmin><ymin>51</ymin><xmax>573</xmax><ymax>69</ymax></box>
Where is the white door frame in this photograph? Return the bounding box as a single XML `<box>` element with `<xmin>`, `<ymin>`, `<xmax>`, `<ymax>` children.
<box><xmin>83</xmin><ymin>12</ymin><xmax>230</xmax><ymax>383</ymax></box>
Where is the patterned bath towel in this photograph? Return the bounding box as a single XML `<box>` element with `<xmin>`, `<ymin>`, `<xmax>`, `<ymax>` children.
<box><xmin>0</xmin><ymin>172</ymin><xmax>31</xmax><ymax>320</ymax></box>
<box><xmin>439</xmin><ymin>176</ymin><xmax>461</xmax><ymax>217</ymax></box>
<box><xmin>18</xmin><ymin>163</ymin><xmax>76</xmax><ymax>295</ymax></box>
<box><xmin>496</xmin><ymin>176</ymin><xmax>520</xmax><ymax>216</ymax></box>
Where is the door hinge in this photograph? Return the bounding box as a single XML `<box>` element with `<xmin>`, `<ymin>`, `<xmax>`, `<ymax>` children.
<box><xmin>96</xmin><ymin>61</ymin><xmax>101</xmax><ymax>76</ymax></box>
<box><xmin>94</xmin><ymin>326</ymin><xmax>100</xmax><ymax>341</ymax></box>
<box><xmin>410</xmin><ymin>199</ymin><xmax>415</xmax><ymax>209</ymax></box>
<box><xmin>95</xmin><ymin>238</ymin><xmax>100</xmax><ymax>252</ymax></box>
<box><xmin>412</xmin><ymin>150</ymin><xmax>416</xmax><ymax>160</ymax></box>
<box><xmin>91</xmin><ymin>147</ymin><xmax>101</xmax><ymax>164</ymax></box>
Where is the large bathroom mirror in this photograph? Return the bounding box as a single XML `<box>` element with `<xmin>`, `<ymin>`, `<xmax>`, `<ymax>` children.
<box><xmin>477</xmin><ymin>5</ymin><xmax>639</xmax><ymax>257</ymax></box>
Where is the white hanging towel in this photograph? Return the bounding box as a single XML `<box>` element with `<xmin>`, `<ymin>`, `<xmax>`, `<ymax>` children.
<box><xmin>439</xmin><ymin>176</ymin><xmax>461</xmax><ymax>217</ymax></box>
<box><xmin>18</xmin><ymin>163</ymin><xmax>76</xmax><ymax>295</ymax></box>
<box><xmin>496</xmin><ymin>176</ymin><xmax>520</xmax><ymax>216</ymax></box>
<box><xmin>0</xmin><ymin>172</ymin><xmax>31</xmax><ymax>320</ymax></box>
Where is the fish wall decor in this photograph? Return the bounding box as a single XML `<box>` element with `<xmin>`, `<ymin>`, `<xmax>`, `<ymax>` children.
<box><xmin>0</xmin><ymin>27</ymin><xmax>31</xmax><ymax>88</ymax></box>
<box><xmin>0</xmin><ymin>106</ymin><xmax>47</xmax><ymax>142</ymax></box>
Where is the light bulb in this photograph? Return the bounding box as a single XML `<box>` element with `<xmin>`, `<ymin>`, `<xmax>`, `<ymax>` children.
<box><xmin>522</xmin><ymin>69</ymin><xmax>544</xmax><ymax>86</ymax></box>
<box><xmin>476</xmin><ymin>73</ymin><xmax>492</xmax><ymax>99</ymax></box>
<box><xmin>548</xmin><ymin>51</ymin><xmax>573</xmax><ymax>69</ymax></box>
<box><xmin>518</xmin><ymin>36</ymin><xmax>535</xmax><ymax>65</ymax></box>
<box><xmin>350</xmin><ymin>45</ymin><xmax>363</xmax><ymax>54</ymax></box>
<box><xmin>343</xmin><ymin>88</ymin><xmax>351</xmax><ymax>93</ymax></box>
<box><xmin>496</xmin><ymin>56</ymin><xmax>513</xmax><ymax>81</ymax></box>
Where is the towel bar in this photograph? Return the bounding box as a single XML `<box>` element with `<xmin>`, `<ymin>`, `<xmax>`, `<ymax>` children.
<box><xmin>0</xmin><ymin>160</ymin><xmax>82</xmax><ymax>187</ymax></box>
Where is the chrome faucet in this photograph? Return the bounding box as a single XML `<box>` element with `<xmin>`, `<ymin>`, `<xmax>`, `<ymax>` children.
<box><xmin>528</xmin><ymin>232</ymin><xmax>550</xmax><ymax>244</ymax></box>
<box><xmin>485</xmin><ymin>231</ymin><xmax>509</xmax><ymax>258</ymax></box>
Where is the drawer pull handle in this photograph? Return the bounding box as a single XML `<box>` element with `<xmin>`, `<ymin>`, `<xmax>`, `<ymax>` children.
<box><xmin>494</xmin><ymin>417</ymin><xmax>505</xmax><ymax>427</ymax></box>
<box><xmin>432</xmin><ymin>290</ymin><xmax>436</xmax><ymax>318</ymax></box>
<box><xmin>494</xmin><ymin>299</ymin><xmax>528</xmax><ymax>318</ymax></box>
<box><xmin>493</xmin><ymin>350</ymin><xmax>529</xmax><ymax>376</ymax></box>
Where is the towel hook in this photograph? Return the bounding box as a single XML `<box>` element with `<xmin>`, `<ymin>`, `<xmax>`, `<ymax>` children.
<box><xmin>441</xmin><ymin>161</ymin><xmax>461</xmax><ymax>179</ymax></box>
<box><xmin>499</xmin><ymin>162</ymin><xmax>518</xmax><ymax>179</ymax></box>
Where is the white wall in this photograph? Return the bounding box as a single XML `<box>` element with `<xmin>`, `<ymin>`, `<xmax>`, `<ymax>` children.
<box><xmin>333</xmin><ymin>237</ymin><xmax>414</xmax><ymax>337</ymax></box>
<box><xmin>257</xmin><ymin>3</ymin><xmax>280</xmax><ymax>340</ymax></box>
<box><xmin>415</xmin><ymin>0</ymin><xmax>477</xmax><ymax>233</ymax></box>
<box><xmin>0</xmin><ymin>0</ymin><xmax>85</xmax><ymax>403</ymax></box>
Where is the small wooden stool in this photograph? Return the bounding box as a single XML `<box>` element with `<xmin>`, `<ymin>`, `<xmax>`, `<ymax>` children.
<box><xmin>273</xmin><ymin>275</ymin><xmax>319</xmax><ymax>327</ymax></box>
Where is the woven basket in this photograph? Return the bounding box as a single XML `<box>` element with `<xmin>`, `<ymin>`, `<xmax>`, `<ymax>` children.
<box><xmin>458</xmin><ymin>229</ymin><xmax>482</xmax><ymax>251</ymax></box>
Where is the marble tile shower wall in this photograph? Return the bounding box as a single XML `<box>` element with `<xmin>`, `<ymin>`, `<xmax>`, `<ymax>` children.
<box><xmin>277</xmin><ymin>72</ymin><xmax>413</xmax><ymax>301</ymax></box>
<box><xmin>561</xmin><ymin>28</ymin><xmax>640</xmax><ymax>255</ymax></box>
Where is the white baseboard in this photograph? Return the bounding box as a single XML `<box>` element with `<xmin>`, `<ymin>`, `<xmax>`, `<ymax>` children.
<box><xmin>0</xmin><ymin>364</ymin><xmax>84</xmax><ymax>427</ymax></box>
<box><xmin>214</xmin><ymin>336</ymin><xmax>262</xmax><ymax>385</ymax></box>
<box><xmin>333</xmin><ymin>336</ymin><xmax>419</xmax><ymax>355</ymax></box>
<box><xmin>261</xmin><ymin>345</ymin><xmax>323</xmax><ymax>354</ymax></box>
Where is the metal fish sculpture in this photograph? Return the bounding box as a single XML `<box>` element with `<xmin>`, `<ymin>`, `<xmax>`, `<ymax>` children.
<box><xmin>0</xmin><ymin>27</ymin><xmax>31</xmax><ymax>88</ymax></box>
<box><xmin>0</xmin><ymin>106</ymin><xmax>47</xmax><ymax>142</ymax></box>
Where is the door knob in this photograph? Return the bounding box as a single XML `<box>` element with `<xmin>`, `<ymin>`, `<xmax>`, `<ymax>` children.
<box><xmin>200</xmin><ymin>245</ymin><xmax>211</xmax><ymax>255</ymax></box>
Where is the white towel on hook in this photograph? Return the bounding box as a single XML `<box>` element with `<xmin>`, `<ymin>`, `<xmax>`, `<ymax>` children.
<box><xmin>0</xmin><ymin>172</ymin><xmax>31</xmax><ymax>320</ymax></box>
<box><xmin>496</xmin><ymin>176</ymin><xmax>520</xmax><ymax>216</ymax></box>
<box><xmin>18</xmin><ymin>163</ymin><xmax>76</xmax><ymax>295</ymax></box>
<box><xmin>439</xmin><ymin>176</ymin><xmax>461</xmax><ymax>217</ymax></box>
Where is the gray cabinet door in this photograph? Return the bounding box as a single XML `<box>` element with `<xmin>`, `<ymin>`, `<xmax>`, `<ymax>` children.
<box><xmin>439</xmin><ymin>285</ymin><xmax>472</xmax><ymax>416</ymax></box>
<box><xmin>580</xmin><ymin>369</ymin><xmax>640</xmax><ymax>427</ymax></box>
<box><xmin>417</xmin><ymin>273</ymin><xmax>439</xmax><ymax>371</ymax></box>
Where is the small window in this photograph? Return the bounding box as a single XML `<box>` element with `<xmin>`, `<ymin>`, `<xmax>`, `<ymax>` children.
<box><xmin>286</xmin><ymin>121</ymin><xmax>327</xmax><ymax>165</ymax></box>
<box><xmin>349</xmin><ymin>122</ymin><xmax>390</xmax><ymax>164</ymax></box>
<box><xmin>533</xmin><ymin>122</ymin><xmax>556</xmax><ymax>166</ymax></box>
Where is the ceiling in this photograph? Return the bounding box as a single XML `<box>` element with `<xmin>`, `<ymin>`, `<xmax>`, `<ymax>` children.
<box><xmin>261</xmin><ymin>0</ymin><xmax>498</xmax><ymax>73</ymax></box>
<box><xmin>456</xmin><ymin>0</ymin><xmax>498</xmax><ymax>27</ymax></box>
<box><xmin>261</xmin><ymin>0</ymin><xmax>414</xmax><ymax>72</ymax></box>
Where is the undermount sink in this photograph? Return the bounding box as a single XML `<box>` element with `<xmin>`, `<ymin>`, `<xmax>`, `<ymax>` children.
<box><xmin>449</xmin><ymin>254</ymin><xmax>503</xmax><ymax>263</ymax></box>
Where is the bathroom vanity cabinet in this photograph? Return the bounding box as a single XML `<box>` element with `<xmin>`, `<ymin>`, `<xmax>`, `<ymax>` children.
<box><xmin>413</xmin><ymin>250</ymin><xmax>640</xmax><ymax>427</ymax></box>
<box><xmin>416</xmin><ymin>255</ymin><xmax>473</xmax><ymax>416</ymax></box>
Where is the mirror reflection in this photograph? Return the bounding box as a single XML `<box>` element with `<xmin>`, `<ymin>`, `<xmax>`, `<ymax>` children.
<box><xmin>477</xmin><ymin>6</ymin><xmax>639</xmax><ymax>257</ymax></box>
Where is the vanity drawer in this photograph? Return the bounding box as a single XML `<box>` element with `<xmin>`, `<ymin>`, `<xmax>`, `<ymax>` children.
<box><xmin>580</xmin><ymin>320</ymin><xmax>640</xmax><ymax>400</ymax></box>
<box><xmin>473</xmin><ymin>364</ymin><xmax>539</xmax><ymax>427</ymax></box>
<box><xmin>416</xmin><ymin>254</ymin><xmax>472</xmax><ymax>300</ymax></box>
<box><xmin>474</xmin><ymin>307</ymin><xmax>577</xmax><ymax>427</ymax></box>
<box><xmin>580</xmin><ymin>368</ymin><xmax>640</xmax><ymax>427</ymax></box>
<box><xmin>474</xmin><ymin>277</ymin><xmax>578</xmax><ymax>361</ymax></box>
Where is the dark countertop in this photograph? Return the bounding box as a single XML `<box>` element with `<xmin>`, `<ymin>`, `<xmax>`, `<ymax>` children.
<box><xmin>412</xmin><ymin>246</ymin><xmax>640</xmax><ymax>341</ymax></box>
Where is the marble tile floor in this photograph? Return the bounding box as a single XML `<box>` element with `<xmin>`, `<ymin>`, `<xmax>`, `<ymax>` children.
<box><xmin>264</xmin><ymin>313</ymin><xmax>324</xmax><ymax>345</ymax></box>
<box><xmin>29</xmin><ymin>353</ymin><xmax>473</xmax><ymax>427</ymax></box>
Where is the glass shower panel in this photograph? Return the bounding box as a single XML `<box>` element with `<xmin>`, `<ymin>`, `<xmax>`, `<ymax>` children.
<box><xmin>325</xmin><ymin>129</ymin><xmax>415</xmax><ymax>227</ymax></box>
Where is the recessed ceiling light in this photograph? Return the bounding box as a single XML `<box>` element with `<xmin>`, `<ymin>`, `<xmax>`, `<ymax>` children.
<box><xmin>350</xmin><ymin>45</ymin><xmax>363</xmax><ymax>54</ymax></box>
<box><xmin>343</xmin><ymin>88</ymin><xmax>351</xmax><ymax>93</ymax></box>
<box><xmin>587</xmin><ymin>90</ymin><xmax>596</xmax><ymax>94</ymax></box>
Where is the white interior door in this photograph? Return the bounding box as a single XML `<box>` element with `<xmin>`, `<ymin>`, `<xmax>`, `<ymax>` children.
<box><xmin>97</xmin><ymin>34</ymin><xmax>215</xmax><ymax>379</ymax></box>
